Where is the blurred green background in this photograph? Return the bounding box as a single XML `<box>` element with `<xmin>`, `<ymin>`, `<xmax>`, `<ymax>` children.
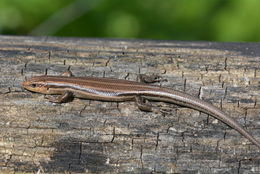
<box><xmin>1</xmin><ymin>0</ymin><xmax>260</xmax><ymax>42</ymax></box>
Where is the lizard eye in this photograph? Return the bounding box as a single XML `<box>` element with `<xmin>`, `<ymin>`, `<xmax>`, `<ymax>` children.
<box><xmin>30</xmin><ymin>84</ymin><xmax>37</xmax><ymax>88</ymax></box>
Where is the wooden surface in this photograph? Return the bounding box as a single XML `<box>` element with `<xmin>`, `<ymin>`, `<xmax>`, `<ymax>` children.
<box><xmin>0</xmin><ymin>36</ymin><xmax>259</xmax><ymax>173</ymax></box>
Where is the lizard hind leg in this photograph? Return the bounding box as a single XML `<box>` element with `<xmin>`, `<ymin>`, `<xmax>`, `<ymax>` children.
<box><xmin>134</xmin><ymin>95</ymin><xmax>152</xmax><ymax>112</ymax></box>
<box><xmin>139</xmin><ymin>74</ymin><xmax>167</xmax><ymax>83</ymax></box>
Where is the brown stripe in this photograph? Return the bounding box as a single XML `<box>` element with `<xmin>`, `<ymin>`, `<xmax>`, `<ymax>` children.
<box><xmin>40</xmin><ymin>76</ymin><xmax>161</xmax><ymax>92</ymax></box>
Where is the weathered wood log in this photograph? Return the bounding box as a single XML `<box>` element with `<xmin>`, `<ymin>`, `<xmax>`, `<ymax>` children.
<box><xmin>0</xmin><ymin>36</ymin><xmax>259</xmax><ymax>173</ymax></box>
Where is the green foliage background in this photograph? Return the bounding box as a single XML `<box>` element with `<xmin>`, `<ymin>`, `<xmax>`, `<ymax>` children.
<box><xmin>1</xmin><ymin>0</ymin><xmax>260</xmax><ymax>42</ymax></box>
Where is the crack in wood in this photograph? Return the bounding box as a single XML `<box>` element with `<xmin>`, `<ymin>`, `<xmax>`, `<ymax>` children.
<box><xmin>155</xmin><ymin>132</ymin><xmax>160</xmax><ymax>150</ymax></box>
<box><xmin>111</xmin><ymin>127</ymin><xmax>115</xmax><ymax>143</ymax></box>
<box><xmin>183</xmin><ymin>78</ymin><xmax>187</xmax><ymax>92</ymax></box>
<box><xmin>224</xmin><ymin>57</ymin><xmax>228</xmax><ymax>71</ymax></box>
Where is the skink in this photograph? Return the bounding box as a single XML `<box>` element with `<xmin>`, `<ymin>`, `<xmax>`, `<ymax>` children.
<box><xmin>22</xmin><ymin>71</ymin><xmax>260</xmax><ymax>148</ymax></box>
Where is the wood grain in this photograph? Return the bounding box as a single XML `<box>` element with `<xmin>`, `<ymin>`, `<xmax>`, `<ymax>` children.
<box><xmin>0</xmin><ymin>36</ymin><xmax>259</xmax><ymax>173</ymax></box>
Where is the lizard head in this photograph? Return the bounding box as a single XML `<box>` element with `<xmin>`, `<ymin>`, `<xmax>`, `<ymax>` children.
<box><xmin>23</xmin><ymin>76</ymin><xmax>51</xmax><ymax>94</ymax></box>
